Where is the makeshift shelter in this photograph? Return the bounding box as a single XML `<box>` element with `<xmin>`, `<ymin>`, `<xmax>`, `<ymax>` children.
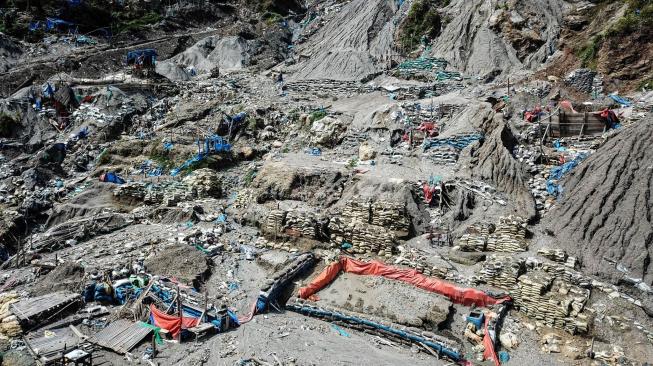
<box><xmin>126</xmin><ymin>49</ymin><xmax>158</xmax><ymax>68</ymax></box>
<box><xmin>53</xmin><ymin>85</ymin><xmax>79</xmax><ymax>111</ymax></box>
<box><xmin>149</xmin><ymin>304</ymin><xmax>199</xmax><ymax>339</ymax></box>
<box><xmin>45</xmin><ymin>18</ymin><xmax>77</xmax><ymax>33</ymax></box>
<box><xmin>99</xmin><ymin>172</ymin><xmax>125</xmax><ymax>184</ymax></box>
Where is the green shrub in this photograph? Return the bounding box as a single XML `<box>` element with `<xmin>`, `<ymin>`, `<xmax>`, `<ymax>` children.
<box><xmin>96</xmin><ymin>149</ymin><xmax>111</xmax><ymax>165</ymax></box>
<box><xmin>398</xmin><ymin>0</ymin><xmax>442</xmax><ymax>53</ymax></box>
<box><xmin>576</xmin><ymin>35</ymin><xmax>603</xmax><ymax>69</ymax></box>
<box><xmin>309</xmin><ymin>110</ymin><xmax>327</xmax><ymax>123</ymax></box>
<box><xmin>116</xmin><ymin>11</ymin><xmax>161</xmax><ymax>33</ymax></box>
<box><xmin>263</xmin><ymin>12</ymin><xmax>283</xmax><ymax>25</ymax></box>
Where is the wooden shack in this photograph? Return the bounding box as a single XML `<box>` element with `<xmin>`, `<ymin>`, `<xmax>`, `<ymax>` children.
<box><xmin>541</xmin><ymin>110</ymin><xmax>608</xmax><ymax>140</ymax></box>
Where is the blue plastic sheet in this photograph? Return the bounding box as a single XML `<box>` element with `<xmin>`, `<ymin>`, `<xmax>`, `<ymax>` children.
<box><xmin>546</xmin><ymin>153</ymin><xmax>588</xmax><ymax>197</ymax></box>
<box><xmin>609</xmin><ymin>94</ymin><xmax>632</xmax><ymax>107</ymax></box>
<box><xmin>423</xmin><ymin>134</ymin><xmax>483</xmax><ymax>151</ymax></box>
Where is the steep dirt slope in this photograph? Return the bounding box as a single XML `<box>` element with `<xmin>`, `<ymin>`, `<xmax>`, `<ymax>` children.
<box><xmin>466</xmin><ymin>113</ymin><xmax>537</xmax><ymax>221</ymax></box>
<box><xmin>547</xmin><ymin>117</ymin><xmax>653</xmax><ymax>283</ymax></box>
<box><xmin>288</xmin><ymin>0</ymin><xmax>401</xmax><ymax>81</ymax></box>
<box><xmin>430</xmin><ymin>0</ymin><xmax>568</xmax><ymax>79</ymax></box>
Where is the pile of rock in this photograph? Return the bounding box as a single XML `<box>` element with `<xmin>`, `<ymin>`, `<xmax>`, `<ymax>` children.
<box><xmin>182</xmin><ymin>168</ymin><xmax>222</xmax><ymax>198</ymax></box>
<box><xmin>564</xmin><ymin>68</ymin><xmax>597</xmax><ymax>94</ymax></box>
<box><xmin>486</xmin><ymin>216</ymin><xmax>528</xmax><ymax>252</ymax></box>
<box><xmin>0</xmin><ymin>292</ymin><xmax>21</xmax><ymax>339</ymax></box>
<box><xmin>476</xmin><ymin>255</ymin><xmax>525</xmax><ymax>289</ymax></box>
<box><xmin>513</xmin><ymin>272</ymin><xmax>592</xmax><ymax>334</ymax></box>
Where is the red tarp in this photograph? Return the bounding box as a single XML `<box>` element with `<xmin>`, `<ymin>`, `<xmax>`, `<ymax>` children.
<box><xmin>299</xmin><ymin>257</ymin><xmax>512</xmax><ymax>308</ymax></box>
<box><xmin>149</xmin><ymin>304</ymin><xmax>199</xmax><ymax>338</ymax></box>
<box><xmin>298</xmin><ymin>257</ymin><xmax>509</xmax><ymax>366</ymax></box>
<box><xmin>422</xmin><ymin>183</ymin><xmax>436</xmax><ymax>204</ymax></box>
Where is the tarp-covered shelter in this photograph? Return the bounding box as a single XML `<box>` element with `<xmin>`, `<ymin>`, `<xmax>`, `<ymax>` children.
<box><xmin>126</xmin><ymin>49</ymin><xmax>158</xmax><ymax>67</ymax></box>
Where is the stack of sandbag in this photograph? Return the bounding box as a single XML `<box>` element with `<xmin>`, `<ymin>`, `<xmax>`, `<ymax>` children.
<box><xmin>328</xmin><ymin>217</ymin><xmax>396</xmax><ymax>257</ymax></box>
<box><xmin>370</xmin><ymin>200</ymin><xmax>410</xmax><ymax>234</ymax></box>
<box><xmin>476</xmin><ymin>255</ymin><xmax>525</xmax><ymax>289</ymax></box>
<box><xmin>182</xmin><ymin>168</ymin><xmax>222</xmax><ymax>198</ymax></box>
<box><xmin>486</xmin><ymin>216</ymin><xmax>528</xmax><ymax>252</ymax></box>
<box><xmin>263</xmin><ymin>210</ymin><xmax>287</xmax><ymax>235</ymax></box>
<box><xmin>285</xmin><ymin>209</ymin><xmax>319</xmax><ymax>238</ymax></box>
<box><xmin>457</xmin><ymin>223</ymin><xmax>495</xmax><ymax>252</ymax></box>
<box><xmin>512</xmin><ymin>272</ymin><xmax>591</xmax><ymax>334</ymax></box>
<box><xmin>0</xmin><ymin>292</ymin><xmax>21</xmax><ymax>338</ymax></box>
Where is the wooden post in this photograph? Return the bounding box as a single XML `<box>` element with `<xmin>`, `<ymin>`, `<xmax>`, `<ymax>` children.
<box><xmin>176</xmin><ymin>285</ymin><xmax>182</xmax><ymax>342</ymax></box>
<box><xmin>151</xmin><ymin>334</ymin><xmax>157</xmax><ymax>359</ymax></box>
<box><xmin>580</xmin><ymin>112</ymin><xmax>587</xmax><ymax>137</ymax></box>
<box><xmin>202</xmin><ymin>290</ymin><xmax>208</xmax><ymax>323</ymax></box>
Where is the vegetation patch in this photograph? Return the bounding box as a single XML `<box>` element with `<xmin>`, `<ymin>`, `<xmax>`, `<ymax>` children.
<box><xmin>309</xmin><ymin>110</ymin><xmax>327</xmax><ymax>123</ymax></box>
<box><xmin>576</xmin><ymin>35</ymin><xmax>604</xmax><ymax>69</ymax></box>
<box><xmin>397</xmin><ymin>0</ymin><xmax>442</xmax><ymax>53</ymax></box>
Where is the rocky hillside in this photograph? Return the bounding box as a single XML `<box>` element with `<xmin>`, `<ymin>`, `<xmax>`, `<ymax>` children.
<box><xmin>547</xmin><ymin>115</ymin><xmax>653</xmax><ymax>284</ymax></box>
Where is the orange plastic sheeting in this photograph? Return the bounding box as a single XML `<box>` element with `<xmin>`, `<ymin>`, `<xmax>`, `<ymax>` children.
<box><xmin>482</xmin><ymin>317</ymin><xmax>501</xmax><ymax>366</ymax></box>
<box><xmin>149</xmin><ymin>304</ymin><xmax>200</xmax><ymax>338</ymax></box>
<box><xmin>297</xmin><ymin>259</ymin><xmax>343</xmax><ymax>299</ymax></box>
<box><xmin>298</xmin><ymin>257</ymin><xmax>511</xmax><ymax>308</ymax></box>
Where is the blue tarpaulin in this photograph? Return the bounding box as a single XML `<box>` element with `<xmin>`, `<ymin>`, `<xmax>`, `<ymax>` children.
<box><xmin>46</xmin><ymin>17</ymin><xmax>76</xmax><ymax>31</ymax></box>
<box><xmin>546</xmin><ymin>153</ymin><xmax>588</xmax><ymax>197</ymax></box>
<box><xmin>100</xmin><ymin>172</ymin><xmax>126</xmax><ymax>184</ymax></box>
<box><xmin>126</xmin><ymin>49</ymin><xmax>158</xmax><ymax>65</ymax></box>
<box><xmin>423</xmin><ymin>134</ymin><xmax>483</xmax><ymax>151</ymax></box>
<box><xmin>609</xmin><ymin>94</ymin><xmax>632</xmax><ymax>107</ymax></box>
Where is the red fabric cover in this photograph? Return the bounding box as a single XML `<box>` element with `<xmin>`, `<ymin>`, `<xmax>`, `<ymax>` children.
<box><xmin>482</xmin><ymin>316</ymin><xmax>501</xmax><ymax>366</ymax></box>
<box><xmin>422</xmin><ymin>183</ymin><xmax>435</xmax><ymax>204</ymax></box>
<box><xmin>149</xmin><ymin>304</ymin><xmax>199</xmax><ymax>338</ymax></box>
<box><xmin>559</xmin><ymin>100</ymin><xmax>577</xmax><ymax>113</ymax></box>
<box><xmin>299</xmin><ymin>257</ymin><xmax>512</xmax><ymax>308</ymax></box>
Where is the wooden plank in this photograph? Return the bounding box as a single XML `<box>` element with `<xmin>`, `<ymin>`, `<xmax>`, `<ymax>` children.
<box><xmin>10</xmin><ymin>292</ymin><xmax>81</xmax><ymax>322</ymax></box>
<box><xmin>89</xmin><ymin>320</ymin><xmax>152</xmax><ymax>355</ymax></box>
